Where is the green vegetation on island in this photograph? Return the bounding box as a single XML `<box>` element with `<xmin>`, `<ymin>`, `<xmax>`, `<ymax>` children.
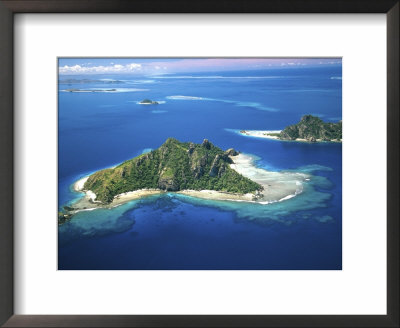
<box><xmin>265</xmin><ymin>132</ymin><xmax>281</xmax><ymax>137</ymax></box>
<box><xmin>84</xmin><ymin>138</ymin><xmax>263</xmax><ymax>203</ymax></box>
<box><xmin>139</xmin><ymin>99</ymin><xmax>159</xmax><ymax>104</ymax></box>
<box><xmin>278</xmin><ymin>115</ymin><xmax>342</xmax><ymax>142</ymax></box>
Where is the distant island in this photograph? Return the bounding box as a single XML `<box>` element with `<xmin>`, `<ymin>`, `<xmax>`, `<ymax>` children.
<box><xmin>139</xmin><ymin>99</ymin><xmax>159</xmax><ymax>105</ymax></box>
<box><xmin>59</xmin><ymin>79</ymin><xmax>124</xmax><ymax>85</ymax></box>
<box><xmin>239</xmin><ymin>115</ymin><xmax>342</xmax><ymax>142</ymax></box>
<box><xmin>59</xmin><ymin>138</ymin><xmax>310</xmax><ymax>224</ymax></box>
<box><xmin>64</xmin><ymin>88</ymin><xmax>117</xmax><ymax>93</ymax></box>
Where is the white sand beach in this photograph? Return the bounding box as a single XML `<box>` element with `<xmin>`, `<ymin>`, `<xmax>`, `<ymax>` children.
<box><xmin>73</xmin><ymin>176</ymin><xmax>89</xmax><ymax>191</ymax></box>
<box><xmin>177</xmin><ymin>189</ymin><xmax>257</xmax><ymax>202</ymax></box>
<box><xmin>111</xmin><ymin>189</ymin><xmax>163</xmax><ymax>206</ymax></box>
<box><xmin>238</xmin><ymin>130</ymin><xmax>341</xmax><ymax>143</ymax></box>
<box><xmin>72</xmin><ymin>178</ymin><xmax>163</xmax><ymax>212</ymax></box>
<box><xmin>239</xmin><ymin>130</ymin><xmax>282</xmax><ymax>140</ymax></box>
<box><xmin>229</xmin><ymin>153</ymin><xmax>309</xmax><ymax>204</ymax></box>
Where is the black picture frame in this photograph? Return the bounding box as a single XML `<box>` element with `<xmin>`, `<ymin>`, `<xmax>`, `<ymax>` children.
<box><xmin>0</xmin><ymin>1</ymin><xmax>398</xmax><ymax>327</ymax></box>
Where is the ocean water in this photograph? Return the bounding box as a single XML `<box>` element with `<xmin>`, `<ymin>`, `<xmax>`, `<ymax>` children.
<box><xmin>58</xmin><ymin>66</ymin><xmax>342</xmax><ymax>270</ymax></box>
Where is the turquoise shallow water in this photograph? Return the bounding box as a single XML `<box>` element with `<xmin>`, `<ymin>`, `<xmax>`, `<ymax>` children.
<box><xmin>58</xmin><ymin>66</ymin><xmax>342</xmax><ymax>270</ymax></box>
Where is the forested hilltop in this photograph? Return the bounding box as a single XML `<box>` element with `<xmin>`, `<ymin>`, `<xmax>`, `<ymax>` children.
<box><xmin>279</xmin><ymin>115</ymin><xmax>342</xmax><ymax>142</ymax></box>
<box><xmin>84</xmin><ymin>138</ymin><xmax>263</xmax><ymax>203</ymax></box>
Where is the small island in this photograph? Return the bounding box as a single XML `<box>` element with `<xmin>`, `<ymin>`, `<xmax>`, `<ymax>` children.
<box><xmin>239</xmin><ymin>115</ymin><xmax>342</xmax><ymax>142</ymax></box>
<box><xmin>60</xmin><ymin>138</ymin><xmax>310</xmax><ymax>223</ymax></box>
<box><xmin>139</xmin><ymin>99</ymin><xmax>159</xmax><ymax>105</ymax></box>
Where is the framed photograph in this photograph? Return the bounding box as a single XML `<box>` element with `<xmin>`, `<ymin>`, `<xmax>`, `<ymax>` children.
<box><xmin>0</xmin><ymin>1</ymin><xmax>398</xmax><ymax>327</ymax></box>
<box><xmin>57</xmin><ymin>56</ymin><xmax>343</xmax><ymax>271</ymax></box>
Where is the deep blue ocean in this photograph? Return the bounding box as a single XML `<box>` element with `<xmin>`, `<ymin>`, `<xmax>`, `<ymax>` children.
<box><xmin>58</xmin><ymin>66</ymin><xmax>342</xmax><ymax>270</ymax></box>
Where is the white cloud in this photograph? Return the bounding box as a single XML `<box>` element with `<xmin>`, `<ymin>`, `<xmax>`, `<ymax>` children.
<box><xmin>126</xmin><ymin>63</ymin><xmax>141</xmax><ymax>70</ymax></box>
<box><xmin>59</xmin><ymin>62</ymin><xmax>142</xmax><ymax>74</ymax></box>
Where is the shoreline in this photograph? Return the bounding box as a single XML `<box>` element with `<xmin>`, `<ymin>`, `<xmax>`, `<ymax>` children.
<box><xmin>228</xmin><ymin>154</ymin><xmax>309</xmax><ymax>204</ymax></box>
<box><xmin>239</xmin><ymin>130</ymin><xmax>282</xmax><ymax>140</ymax></box>
<box><xmin>68</xmin><ymin>153</ymin><xmax>310</xmax><ymax>213</ymax></box>
<box><xmin>177</xmin><ymin>189</ymin><xmax>258</xmax><ymax>202</ymax></box>
<box><xmin>238</xmin><ymin>129</ymin><xmax>341</xmax><ymax>143</ymax></box>
<box><xmin>71</xmin><ymin>177</ymin><xmax>163</xmax><ymax>212</ymax></box>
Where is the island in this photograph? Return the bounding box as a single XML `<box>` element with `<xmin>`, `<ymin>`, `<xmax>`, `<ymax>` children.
<box><xmin>64</xmin><ymin>88</ymin><xmax>117</xmax><ymax>93</ymax></box>
<box><xmin>139</xmin><ymin>99</ymin><xmax>159</xmax><ymax>105</ymax></box>
<box><xmin>59</xmin><ymin>138</ymin><xmax>310</xmax><ymax>223</ymax></box>
<box><xmin>239</xmin><ymin>115</ymin><xmax>342</xmax><ymax>142</ymax></box>
<box><xmin>83</xmin><ymin>138</ymin><xmax>262</xmax><ymax>203</ymax></box>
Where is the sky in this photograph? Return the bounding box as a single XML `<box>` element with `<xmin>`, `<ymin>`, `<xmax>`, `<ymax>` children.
<box><xmin>58</xmin><ymin>58</ymin><xmax>341</xmax><ymax>75</ymax></box>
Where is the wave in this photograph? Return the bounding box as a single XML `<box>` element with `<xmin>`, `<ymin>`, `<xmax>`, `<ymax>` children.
<box><xmin>166</xmin><ymin>95</ymin><xmax>204</xmax><ymax>100</ymax></box>
<box><xmin>330</xmin><ymin>76</ymin><xmax>342</xmax><ymax>80</ymax></box>
<box><xmin>123</xmin><ymin>80</ymin><xmax>158</xmax><ymax>85</ymax></box>
<box><xmin>73</xmin><ymin>208</ymin><xmax>98</xmax><ymax>213</ymax></box>
<box><xmin>278</xmin><ymin>194</ymin><xmax>297</xmax><ymax>202</ymax></box>
<box><xmin>152</xmin><ymin>110</ymin><xmax>168</xmax><ymax>114</ymax></box>
<box><xmin>167</xmin><ymin>95</ymin><xmax>279</xmax><ymax>112</ymax></box>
